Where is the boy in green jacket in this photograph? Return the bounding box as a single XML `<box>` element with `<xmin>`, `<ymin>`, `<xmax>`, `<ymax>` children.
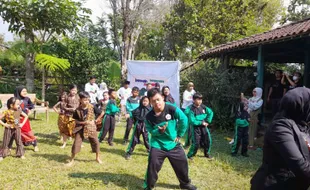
<box><xmin>98</xmin><ymin>89</ymin><xmax>120</xmax><ymax>146</ymax></box>
<box><xmin>231</xmin><ymin>102</ymin><xmax>250</xmax><ymax>157</ymax></box>
<box><xmin>123</xmin><ymin>86</ymin><xmax>140</xmax><ymax>144</ymax></box>
<box><xmin>187</xmin><ymin>93</ymin><xmax>214</xmax><ymax>160</ymax></box>
<box><xmin>143</xmin><ymin>88</ymin><xmax>196</xmax><ymax>190</ymax></box>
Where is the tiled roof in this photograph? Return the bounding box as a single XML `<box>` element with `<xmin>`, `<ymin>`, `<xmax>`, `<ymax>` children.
<box><xmin>198</xmin><ymin>17</ymin><xmax>310</xmax><ymax>60</ymax></box>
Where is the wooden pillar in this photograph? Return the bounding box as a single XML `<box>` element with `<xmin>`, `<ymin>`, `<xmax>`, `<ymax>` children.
<box><xmin>304</xmin><ymin>39</ymin><xmax>310</xmax><ymax>88</ymax></box>
<box><xmin>257</xmin><ymin>45</ymin><xmax>264</xmax><ymax>88</ymax></box>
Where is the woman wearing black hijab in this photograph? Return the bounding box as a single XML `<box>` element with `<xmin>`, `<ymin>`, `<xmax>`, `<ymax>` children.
<box><xmin>251</xmin><ymin>87</ymin><xmax>310</xmax><ymax>190</ymax></box>
<box><xmin>10</xmin><ymin>86</ymin><xmax>38</xmax><ymax>152</ymax></box>
<box><xmin>125</xmin><ymin>96</ymin><xmax>152</xmax><ymax>160</ymax></box>
<box><xmin>162</xmin><ymin>86</ymin><xmax>175</xmax><ymax>104</ymax></box>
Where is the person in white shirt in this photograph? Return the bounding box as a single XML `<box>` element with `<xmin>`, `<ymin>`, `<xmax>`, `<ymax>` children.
<box><xmin>117</xmin><ymin>81</ymin><xmax>132</xmax><ymax>120</ymax></box>
<box><xmin>182</xmin><ymin>82</ymin><xmax>196</xmax><ymax>148</ymax></box>
<box><xmin>182</xmin><ymin>82</ymin><xmax>196</xmax><ymax>110</ymax></box>
<box><xmin>85</xmin><ymin>76</ymin><xmax>99</xmax><ymax>104</ymax></box>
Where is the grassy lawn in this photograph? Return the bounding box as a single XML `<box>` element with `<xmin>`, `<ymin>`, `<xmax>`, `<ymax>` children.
<box><xmin>0</xmin><ymin>112</ymin><xmax>262</xmax><ymax>190</ymax></box>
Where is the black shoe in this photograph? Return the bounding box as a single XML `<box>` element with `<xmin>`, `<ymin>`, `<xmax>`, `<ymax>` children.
<box><xmin>109</xmin><ymin>142</ymin><xmax>114</xmax><ymax>146</ymax></box>
<box><xmin>180</xmin><ymin>184</ymin><xmax>197</xmax><ymax>190</ymax></box>
<box><xmin>231</xmin><ymin>153</ymin><xmax>238</xmax><ymax>157</ymax></box>
<box><xmin>205</xmin><ymin>154</ymin><xmax>213</xmax><ymax>160</ymax></box>
<box><xmin>125</xmin><ymin>153</ymin><xmax>131</xmax><ymax>160</ymax></box>
<box><xmin>123</xmin><ymin>140</ymin><xmax>128</xmax><ymax>145</ymax></box>
<box><xmin>241</xmin><ymin>153</ymin><xmax>249</xmax><ymax>157</ymax></box>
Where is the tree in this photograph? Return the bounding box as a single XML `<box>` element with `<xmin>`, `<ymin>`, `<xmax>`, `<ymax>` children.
<box><xmin>0</xmin><ymin>0</ymin><xmax>91</xmax><ymax>92</ymax></box>
<box><xmin>164</xmin><ymin>0</ymin><xmax>284</xmax><ymax>62</ymax></box>
<box><xmin>108</xmin><ymin>0</ymin><xmax>154</xmax><ymax>80</ymax></box>
<box><xmin>282</xmin><ymin>0</ymin><xmax>310</xmax><ymax>23</ymax></box>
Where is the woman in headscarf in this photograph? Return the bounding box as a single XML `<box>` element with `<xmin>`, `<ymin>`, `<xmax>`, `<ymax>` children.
<box><xmin>97</xmin><ymin>82</ymin><xmax>108</xmax><ymax>102</ymax></box>
<box><xmin>251</xmin><ymin>87</ymin><xmax>310</xmax><ymax>190</ymax></box>
<box><xmin>12</xmin><ymin>86</ymin><xmax>39</xmax><ymax>152</ymax></box>
<box><xmin>241</xmin><ymin>87</ymin><xmax>263</xmax><ymax>149</ymax></box>
<box><xmin>161</xmin><ymin>86</ymin><xmax>175</xmax><ymax>105</ymax></box>
<box><xmin>124</xmin><ymin>96</ymin><xmax>152</xmax><ymax>160</ymax></box>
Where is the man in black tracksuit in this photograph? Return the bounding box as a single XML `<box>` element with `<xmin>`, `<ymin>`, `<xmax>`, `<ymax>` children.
<box><xmin>143</xmin><ymin>88</ymin><xmax>196</xmax><ymax>190</ymax></box>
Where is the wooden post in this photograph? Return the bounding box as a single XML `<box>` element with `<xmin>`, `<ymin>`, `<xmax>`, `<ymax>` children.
<box><xmin>257</xmin><ymin>45</ymin><xmax>265</xmax><ymax>123</ymax></box>
<box><xmin>42</xmin><ymin>68</ymin><xmax>45</xmax><ymax>101</ymax></box>
<box><xmin>257</xmin><ymin>45</ymin><xmax>264</xmax><ymax>88</ymax></box>
<box><xmin>304</xmin><ymin>38</ymin><xmax>310</xmax><ymax>88</ymax></box>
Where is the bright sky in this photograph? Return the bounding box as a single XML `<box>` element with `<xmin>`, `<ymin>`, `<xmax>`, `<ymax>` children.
<box><xmin>0</xmin><ymin>0</ymin><xmax>291</xmax><ymax>42</ymax></box>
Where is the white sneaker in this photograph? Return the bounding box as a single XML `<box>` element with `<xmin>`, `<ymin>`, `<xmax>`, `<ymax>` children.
<box><xmin>229</xmin><ymin>139</ymin><xmax>234</xmax><ymax>145</ymax></box>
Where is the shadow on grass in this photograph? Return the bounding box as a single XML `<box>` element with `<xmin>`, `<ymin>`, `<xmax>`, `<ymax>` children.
<box><xmin>205</xmin><ymin>131</ymin><xmax>262</xmax><ymax>176</ymax></box>
<box><xmin>69</xmin><ymin>172</ymin><xmax>179</xmax><ymax>190</ymax></box>
<box><xmin>36</xmin><ymin>132</ymin><xmax>59</xmax><ymax>139</ymax></box>
<box><xmin>32</xmin><ymin>153</ymin><xmax>70</xmax><ymax>163</ymax></box>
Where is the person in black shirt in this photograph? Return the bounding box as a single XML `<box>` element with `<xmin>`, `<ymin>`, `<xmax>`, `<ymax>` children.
<box><xmin>251</xmin><ymin>88</ymin><xmax>310</xmax><ymax>190</ymax></box>
<box><xmin>267</xmin><ymin>70</ymin><xmax>286</xmax><ymax>116</ymax></box>
<box><xmin>282</xmin><ymin>71</ymin><xmax>303</xmax><ymax>91</ymax></box>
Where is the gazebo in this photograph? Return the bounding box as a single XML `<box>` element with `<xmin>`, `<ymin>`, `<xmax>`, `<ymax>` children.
<box><xmin>182</xmin><ymin>17</ymin><xmax>310</xmax><ymax>88</ymax></box>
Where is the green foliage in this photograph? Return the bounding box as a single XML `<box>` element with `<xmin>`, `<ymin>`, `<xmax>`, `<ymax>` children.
<box><xmin>107</xmin><ymin>60</ymin><xmax>121</xmax><ymax>89</ymax></box>
<box><xmin>282</xmin><ymin>0</ymin><xmax>310</xmax><ymax>23</ymax></box>
<box><xmin>135</xmin><ymin>53</ymin><xmax>155</xmax><ymax>61</ymax></box>
<box><xmin>47</xmin><ymin>34</ymin><xmax>118</xmax><ymax>87</ymax></box>
<box><xmin>135</xmin><ymin>25</ymin><xmax>166</xmax><ymax>60</ymax></box>
<box><xmin>35</xmin><ymin>53</ymin><xmax>70</xmax><ymax>72</ymax></box>
<box><xmin>182</xmin><ymin>60</ymin><xmax>255</xmax><ymax>130</ymax></box>
<box><xmin>0</xmin><ymin>112</ymin><xmax>262</xmax><ymax>189</ymax></box>
<box><xmin>164</xmin><ymin>0</ymin><xmax>284</xmax><ymax>61</ymax></box>
<box><xmin>0</xmin><ymin>0</ymin><xmax>91</xmax><ymax>36</ymax></box>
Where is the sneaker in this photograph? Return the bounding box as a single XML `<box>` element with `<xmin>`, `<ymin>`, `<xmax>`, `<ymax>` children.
<box><xmin>20</xmin><ymin>156</ymin><xmax>26</xmax><ymax>159</ymax></box>
<box><xmin>109</xmin><ymin>142</ymin><xmax>114</xmax><ymax>146</ymax></box>
<box><xmin>123</xmin><ymin>140</ymin><xmax>128</xmax><ymax>145</ymax></box>
<box><xmin>125</xmin><ymin>153</ymin><xmax>131</xmax><ymax>160</ymax></box>
<box><xmin>241</xmin><ymin>153</ymin><xmax>249</xmax><ymax>157</ymax></box>
<box><xmin>180</xmin><ymin>184</ymin><xmax>197</xmax><ymax>190</ymax></box>
<box><xmin>205</xmin><ymin>154</ymin><xmax>213</xmax><ymax>160</ymax></box>
<box><xmin>229</xmin><ymin>139</ymin><xmax>234</xmax><ymax>145</ymax></box>
<box><xmin>0</xmin><ymin>157</ymin><xmax>3</xmax><ymax>162</ymax></box>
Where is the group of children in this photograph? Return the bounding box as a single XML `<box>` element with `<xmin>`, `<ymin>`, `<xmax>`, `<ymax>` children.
<box><xmin>0</xmin><ymin>81</ymin><xmax>255</xmax><ymax>189</ymax></box>
<box><xmin>0</xmin><ymin>86</ymin><xmax>39</xmax><ymax>161</ymax></box>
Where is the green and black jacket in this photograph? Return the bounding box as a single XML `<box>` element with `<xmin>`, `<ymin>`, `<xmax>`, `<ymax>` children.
<box><xmin>185</xmin><ymin>104</ymin><xmax>214</xmax><ymax>126</ymax></box>
<box><xmin>145</xmin><ymin>102</ymin><xmax>188</xmax><ymax>151</ymax></box>
<box><xmin>126</xmin><ymin>96</ymin><xmax>140</xmax><ymax>115</ymax></box>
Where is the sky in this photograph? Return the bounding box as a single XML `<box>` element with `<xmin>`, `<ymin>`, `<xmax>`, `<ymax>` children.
<box><xmin>0</xmin><ymin>0</ymin><xmax>291</xmax><ymax>42</ymax></box>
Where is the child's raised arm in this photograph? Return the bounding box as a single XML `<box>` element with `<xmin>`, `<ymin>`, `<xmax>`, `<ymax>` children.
<box><xmin>53</xmin><ymin>102</ymin><xmax>61</xmax><ymax>114</ymax></box>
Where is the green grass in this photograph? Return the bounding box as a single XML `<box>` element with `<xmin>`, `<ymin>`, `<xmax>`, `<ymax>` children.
<box><xmin>0</xmin><ymin>113</ymin><xmax>262</xmax><ymax>190</ymax></box>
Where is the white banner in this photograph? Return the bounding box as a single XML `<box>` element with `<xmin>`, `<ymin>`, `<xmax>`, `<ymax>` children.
<box><xmin>127</xmin><ymin>60</ymin><xmax>181</xmax><ymax>106</ymax></box>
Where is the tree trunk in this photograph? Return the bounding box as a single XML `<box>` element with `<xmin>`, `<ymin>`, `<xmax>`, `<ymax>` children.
<box><xmin>121</xmin><ymin>0</ymin><xmax>131</xmax><ymax>80</ymax></box>
<box><xmin>25</xmin><ymin>32</ymin><xmax>35</xmax><ymax>92</ymax></box>
<box><xmin>42</xmin><ymin>68</ymin><xmax>45</xmax><ymax>101</ymax></box>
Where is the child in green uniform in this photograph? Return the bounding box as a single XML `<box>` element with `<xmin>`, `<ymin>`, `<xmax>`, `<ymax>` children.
<box><xmin>187</xmin><ymin>93</ymin><xmax>214</xmax><ymax>160</ymax></box>
<box><xmin>98</xmin><ymin>89</ymin><xmax>120</xmax><ymax>146</ymax></box>
<box><xmin>123</xmin><ymin>87</ymin><xmax>140</xmax><ymax>144</ymax></box>
<box><xmin>231</xmin><ymin>102</ymin><xmax>250</xmax><ymax>157</ymax></box>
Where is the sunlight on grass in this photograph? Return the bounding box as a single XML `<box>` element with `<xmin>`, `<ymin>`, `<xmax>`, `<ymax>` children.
<box><xmin>0</xmin><ymin>113</ymin><xmax>262</xmax><ymax>189</ymax></box>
